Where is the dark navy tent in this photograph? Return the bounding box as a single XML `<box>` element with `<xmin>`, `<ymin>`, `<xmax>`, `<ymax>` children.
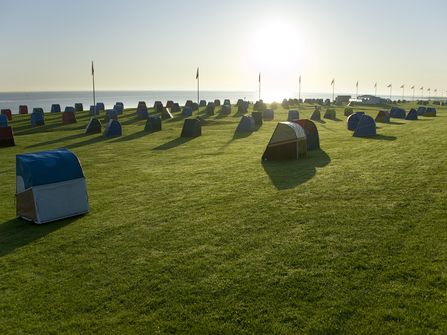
<box><xmin>145</xmin><ymin>116</ymin><xmax>162</xmax><ymax>132</ymax></box>
<box><xmin>214</xmin><ymin>99</ymin><xmax>221</xmax><ymax>106</ymax></box>
<box><xmin>166</xmin><ymin>100</ymin><xmax>174</xmax><ymax>109</ymax></box>
<box><xmin>390</xmin><ymin>107</ymin><xmax>406</xmax><ymax>119</ymax></box>
<box><xmin>137</xmin><ymin>105</ymin><xmax>149</xmax><ymax>120</ymax></box>
<box><xmin>181</xmin><ymin>119</ymin><xmax>201</xmax><ymax>138</ymax></box>
<box><xmin>185</xmin><ymin>100</ymin><xmax>193</xmax><ymax>108</ymax></box>
<box><xmin>74</xmin><ymin>103</ymin><xmax>83</xmax><ymax>112</ymax></box>
<box><xmin>324</xmin><ymin>109</ymin><xmax>336</xmax><ymax>120</ymax></box>
<box><xmin>199</xmin><ymin>100</ymin><xmax>207</xmax><ymax>107</ymax></box>
<box><xmin>31</xmin><ymin>109</ymin><xmax>45</xmax><ymax>126</ymax></box>
<box><xmin>238</xmin><ymin>101</ymin><xmax>249</xmax><ymax>114</ymax></box>
<box><xmin>161</xmin><ymin>109</ymin><xmax>173</xmax><ymax>119</ymax></box>
<box><xmin>223</xmin><ymin>99</ymin><xmax>231</xmax><ymax>106</ymax></box>
<box><xmin>347</xmin><ymin>112</ymin><xmax>365</xmax><ymax>131</ymax></box>
<box><xmin>113</xmin><ymin>103</ymin><xmax>124</xmax><ymax>115</ymax></box>
<box><xmin>252</xmin><ymin>112</ymin><xmax>263</xmax><ymax>126</ymax></box>
<box><xmin>0</xmin><ymin>115</ymin><xmax>8</xmax><ymax>128</ymax></box>
<box><xmin>19</xmin><ymin>105</ymin><xmax>28</xmax><ymax>114</ymax></box>
<box><xmin>172</xmin><ymin>103</ymin><xmax>181</xmax><ymax>113</ymax></box>
<box><xmin>89</xmin><ymin>105</ymin><xmax>100</xmax><ymax>116</ymax></box>
<box><xmin>292</xmin><ymin>119</ymin><xmax>320</xmax><ymax>151</ymax></box>
<box><xmin>206</xmin><ymin>102</ymin><xmax>215</xmax><ymax>115</ymax></box>
<box><xmin>417</xmin><ymin>106</ymin><xmax>426</xmax><ymax>116</ymax></box>
<box><xmin>192</xmin><ymin>103</ymin><xmax>199</xmax><ymax>111</ymax></box>
<box><xmin>64</xmin><ymin>106</ymin><xmax>76</xmax><ymax>113</ymax></box>
<box><xmin>105</xmin><ymin>109</ymin><xmax>119</xmax><ymax>123</ymax></box>
<box><xmin>344</xmin><ymin>108</ymin><xmax>353</xmax><ymax>116</ymax></box>
<box><xmin>406</xmin><ymin>109</ymin><xmax>418</xmax><ymax>120</ymax></box>
<box><xmin>85</xmin><ymin>117</ymin><xmax>102</xmax><ymax>134</ymax></box>
<box><xmin>425</xmin><ymin>107</ymin><xmax>436</xmax><ymax>117</ymax></box>
<box><xmin>15</xmin><ymin>149</ymin><xmax>89</xmax><ymax>224</ymax></box>
<box><xmin>96</xmin><ymin>102</ymin><xmax>105</xmax><ymax>112</ymax></box>
<box><xmin>375</xmin><ymin>110</ymin><xmax>390</xmax><ymax>123</ymax></box>
<box><xmin>51</xmin><ymin>104</ymin><xmax>61</xmax><ymax>113</ymax></box>
<box><xmin>1</xmin><ymin>109</ymin><xmax>12</xmax><ymax>121</ymax></box>
<box><xmin>353</xmin><ymin>115</ymin><xmax>376</xmax><ymax>137</ymax></box>
<box><xmin>236</xmin><ymin>115</ymin><xmax>256</xmax><ymax>132</ymax></box>
<box><xmin>288</xmin><ymin>110</ymin><xmax>299</xmax><ymax>121</ymax></box>
<box><xmin>310</xmin><ymin>110</ymin><xmax>321</xmax><ymax>121</ymax></box>
<box><xmin>182</xmin><ymin>106</ymin><xmax>193</xmax><ymax>117</ymax></box>
<box><xmin>0</xmin><ymin>126</ymin><xmax>15</xmax><ymax>147</ymax></box>
<box><xmin>220</xmin><ymin>105</ymin><xmax>231</xmax><ymax>115</ymax></box>
<box><xmin>263</xmin><ymin>109</ymin><xmax>274</xmax><ymax>121</ymax></box>
<box><xmin>154</xmin><ymin>101</ymin><xmax>164</xmax><ymax>113</ymax></box>
<box><xmin>104</xmin><ymin>120</ymin><xmax>122</xmax><ymax>138</ymax></box>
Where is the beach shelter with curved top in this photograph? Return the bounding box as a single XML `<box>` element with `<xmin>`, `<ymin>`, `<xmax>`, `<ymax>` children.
<box><xmin>137</xmin><ymin>104</ymin><xmax>149</xmax><ymax>119</ymax></box>
<box><xmin>182</xmin><ymin>106</ymin><xmax>192</xmax><ymax>117</ymax></box>
<box><xmin>154</xmin><ymin>101</ymin><xmax>164</xmax><ymax>113</ymax></box>
<box><xmin>96</xmin><ymin>102</ymin><xmax>105</xmax><ymax>112</ymax></box>
<box><xmin>206</xmin><ymin>102</ymin><xmax>215</xmax><ymax>115</ymax></box>
<box><xmin>417</xmin><ymin>106</ymin><xmax>427</xmax><ymax>116</ymax></box>
<box><xmin>347</xmin><ymin>112</ymin><xmax>365</xmax><ymax>131</ymax></box>
<box><xmin>0</xmin><ymin>126</ymin><xmax>15</xmax><ymax>147</ymax></box>
<box><xmin>19</xmin><ymin>105</ymin><xmax>28</xmax><ymax>114</ymax></box>
<box><xmin>181</xmin><ymin>118</ymin><xmax>201</xmax><ymax>138</ymax></box>
<box><xmin>166</xmin><ymin>100</ymin><xmax>174</xmax><ymax>109</ymax></box>
<box><xmin>145</xmin><ymin>116</ymin><xmax>162</xmax><ymax>132</ymax></box>
<box><xmin>31</xmin><ymin>108</ymin><xmax>45</xmax><ymax>126</ymax></box>
<box><xmin>62</xmin><ymin>109</ymin><xmax>77</xmax><ymax>124</ymax></box>
<box><xmin>390</xmin><ymin>107</ymin><xmax>406</xmax><ymax>119</ymax></box>
<box><xmin>0</xmin><ymin>115</ymin><xmax>8</xmax><ymax>128</ymax></box>
<box><xmin>288</xmin><ymin>110</ymin><xmax>299</xmax><ymax>121</ymax></box>
<box><xmin>220</xmin><ymin>104</ymin><xmax>231</xmax><ymax>115</ymax></box>
<box><xmin>113</xmin><ymin>103</ymin><xmax>124</xmax><ymax>115</ymax></box>
<box><xmin>406</xmin><ymin>109</ymin><xmax>418</xmax><ymax>120</ymax></box>
<box><xmin>1</xmin><ymin>109</ymin><xmax>12</xmax><ymax>121</ymax></box>
<box><xmin>324</xmin><ymin>109</ymin><xmax>336</xmax><ymax>120</ymax></box>
<box><xmin>252</xmin><ymin>112</ymin><xmax>263</xmax><ymax>126</ymax></box>
<box><xmin>51</xmin><ymin>104</ymin><xmax>61</xmax><ymax>113</ymax></box>
<box><xmin>263</xmin><ymin>109</ymin><xmax>274</xmax><ymax>121</ymax></box>
<box><xmin>224</xmin><ymin>99</ymin><xmax>231</xmax><ymax>106</ymax></box>
<box><xmin>238</xmin><ymin>101</ymin><xmax>249</xmax><ymax>114</ymax></box>
<box><xmin>375</xmin><ymin>110</ymin><xmax>390</xmax><ymax>123</ymax></box>
<box><xmin>104</xmin><ymin>119</ymin><xmax>122</xmax><ymax>138</ymax></box>
<box><xmin>424</xmin><ymin>107</ymin><xmax>436</xmax><ymax>117</ymax></box>
<box><xmin>89</xmin><ymin>105</ymin><xmax>99</xmax><ymax>116</ymax></box>
<box><xmin>353</xmin><ymin>115</ymin><xmax>376</xmax><ymax>137</ymax></box>
<box><xmin>292</xmin><ymin>119</ymin><xmax>320</xmax><ymax>151</ymax></box>
<box><xmin>214</xmin><ymin>99</ymin><xmax>221</xmax><ymax>106</ymax></box>
<box><xmin>172</xmin><ymin>103</ymin><xmax>181</xmax><ymax>113</ymax></box>
<box><xmin>105</xmin><ymin>109</ymin><xmax>119</xmax><ymax>123</ymax></box>
<box><xmin>199</xmin><ymin>100</ymin><xmax>207</xmax><ymax>107</ymax></box>
<box><xmin>85</xmin><ymin>117</ymin><xmax>102</xmax><ymax>134</ymax></box>
<box><xmin>74</xmin><ymin>103</ymin><xmax>83</xmax><ymax>112</ymax></box>
<box><xmin>236</xmin><ymin>115</ymin><xmax>256</xmax><ymax>132</ymax></box>
<box><xmin>310</xmin><ymin>110</ymin><xmax>321</xmax><ymax>121</ymax></box>
<box><xmin>262</xmin><ymin>122</ymin><xmax>307</xmax><ymax>160</ymax></box>
<box><xmin>15</xmin><ymin>149</ymin><xmax>89</xmax><ymax>224</ymax></box>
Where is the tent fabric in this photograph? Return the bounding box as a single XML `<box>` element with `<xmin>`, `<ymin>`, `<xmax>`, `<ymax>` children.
<box><xmin>31</xmin><ymin>109</ymin><xmax>45</xmax><ymax>126</ymax></box>
<box><xmin>417</xmin><ymin>107</ymin><xmax>426</xmax><ymax>116</ymax></box>
<box><xmin>262</xmin><ymin>122</ymin><xmax>307</xmax><ymax>160</ymax></box>
<box><xmin>252</xmin><ymin>112</ymin><xmax>263</xmax><ymax>126</ymax></box>
<box><xmin>424</xmin><ymin>108</ymin><xmax>437</xmax><ymax>117</ymax></box>
<box><xmin>19</xmin><ymin>105</ymin><xmax>28</xmax><ymax>114</ymax></box>
<box><xmin>105</xmin><ymin>109</ymin><xmax>119</xmax><ymax>123</ymax></box>
<box><xmin>161</xmin><ymin>109</ymin><xmax>173</xmax><ymax>119</ymax></box>
<box><xmin>166</xmin><ymin>100</ymin><xmax>174</xmax><ymax>109</ymax></box>
<box><xmin>347</xmin><ymin>112</ymin><xmax>365</xmax><ymax>131</ymax></box>
<box><xmin>288</xmin><ymin>110</ymin><xmax>299</xmax><ymax>121</ymax></box>
<box><xmin>74</xmin><ymin>103</ymin><xmax>84</xmax><ymax>112</ymax></box>
<box><xmin>137</xmin><ymin>105</ymin><xmax>149</xmax><ymax>119</ymax></box>
<box><xmin>104</xmin><ymin>120</ymin><xmax>122</xmax><ymax>138</ymax></box>
<box><xmin>62</xmin><ymin>111</ymin><xmax>77</xmax><ymax>124</ymax></box>
<box><xmin>214</xmin><ymin>99</ymin><xmax>221</xmax><ymax>106</ymax></box>
<box><xmin>324</xmin><ymin>109</ymin><xmax>336</xmax><ymax>120</ymax></box>
<box><xmin>310</xmin><ymin>110</ymin><xmax>321</xmax><ymax>121</ymax></box>
<box><xmin>0</xmin><ymin>127</ymin><xmax>15</xmax><ymax>147</ymax></box>
<box><xmin>85</xmin><ymin>118</ymin><xmax>102</xmax><ymax>134</ymax></box>
<box><xmin>344</xmin><ymin>108</ymin><xmax>353</xmax><ymax>116</ymax></box>
<box><xmin>89</xmin><ymin>105</ymin><xmax>99</xmax><ymax>116</ymax></box>
<box><xmin>238</xmin><ymin>101</ymin><xmax>249</xmax><ymax>114</ymax></box>
<box><xmin>145</xmin><ymin>116</ymin><xmax>162</xmax><ymax>132</ymax></box>
<box><xmin>51</xmin><ymin>104</ymin><xmax>61</xmax><ymax>113</ymax></box>
<box><xmin>375</xmin><ymin>110</ymin><xmax>390</xmax><ymax>123</ymax></box>
<box><xmin>96</xmin><ymin>103</ymin><xmax>105</xmax><ymax>112</ymax></box>
<box><xmin>154</xmin><ymin>101</ymin><xmax>164</xmax><ymax>113</ymax></box>
<box><xmin>206</xmin><ymin>102</ymin><xmax>215</xmax><ymax>115</ymax></box>
<box><xmin>223</xmin><ymin>99</ymin><xmax>231</xmax><ymax>106</ymax></box>
<box><xmin>16</xmin><ymin>149</ymin><xmax>84</xmax><ymax>192</ymax></box>
<box><xmin>390</xmin><ymin>107</ymin><xmax>406</xmax><ymax>119</ymax></box>
<box><xmin>0</xmin><ymin>115</ymin><xmax>8</xmax><ymax>128</ymax></box>
<box><xmin>406</xmin><ymin>109</ymin><xmax>418</xmax><ymax>120</ymax></box>
<box><xmin>236</xmin><ymin>115</ymin><xmax>256</xmax><ymax>132</ymax></box>
<box><xmin>181</xmin><ymin>118</ymin><xmax>201</xmax><ymax>138</ymax></box>
<box><xmin>64</xmin><ymin>106</ymin><xmax>76</xmax><ymax>113</ymax></box>
<box><xmin>185</xmin><ymin>100</ymin><xmax>193</xmax><ymax>108</ymax></box>
<box><xmin>1</xmin><ymin>109</ymin><xmax>12</xmax><ymax>121</ymax></box>
<box><xmin>172</xmin><ymin>103</ymin><xmax>181</xmax><ymax>113</ymax></box>
<box><xmin>353</xmin><ymin>115</ymin><xmax>376</xmax><ymax>137</ymax></box>
<box><xmin>182</xmin><ymin>106</ymin><xmax>193</xmax><ymax>117</ymax></box>
<box><xmin>113</xmin><ymin>103</ymin><xmax>124</xmax><ymax>115</ymax></box>
<box><xmin>199</xmin><ymin>100</ymin><xmax>207</xmax><ymax>107</ymax></box>
<box><xmin>263</xmin><ymin>109</ymin><xmax>274</xmax><ymax>121</ymax></box>
<box><xmin>220</xmin><ymin>105</ymin><xmax>231</xmax><ymax>115</ymax></box>
<box><xmin>292</xmin><ymin>119</ymin><xmax>320</xmax><ymax>151</ymax></box>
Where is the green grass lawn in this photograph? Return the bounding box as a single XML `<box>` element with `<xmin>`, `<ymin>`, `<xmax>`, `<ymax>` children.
<box><xmin>1</xmin><ymin>103</ymin><xmax>446</xmax><ymax>334</ymax></box>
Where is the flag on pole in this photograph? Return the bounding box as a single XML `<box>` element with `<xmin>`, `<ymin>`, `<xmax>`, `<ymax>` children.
<box><xmin>374</xmin><ymin>82</ymin><xmax>377</xmax><ymax>88</ymax></box>
<box><xmin>400</xmin><ymin>84</ymin><xmax>404</xmax><ymax>89</ymax></box>
<box><xmin>387</xmin><ymin>84</ymin><xmax>392</xmax><ymax>88</ymax></box>
<box><xmin>196</xmin><ymin>67</ymin><xmax>199</xmax><ymax>80</ymax></box>
<box><xmin>356</xmin><ymin>81</ymin><xmax>358</xmax><ymax>88</ymax></box>
<box><xmin>299</xmin><ymin>75</ymin><xmax>301</xmax><ymax>84</ymax></box>
<box><xmin>331</xmin><ymin>78</ymin><xmax>335</xmax><ymax>85</ymax></box>
<box><xmin>91</xmin><ymin>61</ymin><xmax>94</xmax><ymax>76</ymax></box>
<box><xmin>420</xmin><ymin>87</ymin><xmax>424</xmax><ymax>90</ymax></box>
<box><xmin>411</xmin><ymin>86</ymin><xmax>415</xmax><ymax>89</ymax></box>
<box><xmin>434</xmin><ymin>89</ymin><xmax>438</xmax><ymax>92</ymax></box>
<box><xmin>259</xmin><ymin>72</ymin><xmax>261</xmax><ymax>83</ymax></box>
<box><xmin>428</xmin><ymin>88</ymin><xmax>431</xmax><ymax>92</ymax></box>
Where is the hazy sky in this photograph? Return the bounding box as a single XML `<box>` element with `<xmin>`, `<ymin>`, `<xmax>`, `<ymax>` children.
<box><xmin>1</xmin><ymin>0</ymin><xmax>447</xmax><ymax>96</ymax></box>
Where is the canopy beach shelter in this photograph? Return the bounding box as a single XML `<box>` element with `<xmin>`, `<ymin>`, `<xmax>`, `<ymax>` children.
<box><xmin>262</xmin><ymin>122</ymin><xmax>307</xmax><ymax>160</ymax></box>
<box><xmin>181</xmin><ymin>119</ymin><xmax>201</xmax><ymax>138</ymax></box>
<box><xmin>1</xmin><ymin>109</ymin><xmax>12</xmax><ymax>121</ymax></box>
<box><xmin>145</xmin><ymin>116</ymin><xmax>162</xmax><ymax>132</ymax></box>
<box><xmin>390</xmin><ymin>107</ymin><xmax>406</xmax><ymax>119</ymax></box>
<box><xmin>19</xmin><ymin>105</ymin><xmax>28</xmax><ymax>114</ymax></box>
<box><xmin>0</xmin><ymin>126</ymin><xmax>15</xmax><ymax>147</ymax></box>
<box><xmin>406</xmin><ymin>109</ymin><xmax>418</xmax><ymax>120</ymax></box>
<box><xmin>104</xmin><ymin>119</ymin><xmax>122</xmax><ymax>138</ymax></box>
<box><xmin>51</xmin><ymin>104</ymin><xmax>61</xmax><ymax>113</ymax></box>
<box><xmin>375</xmin><ymin>110</ymin><xmax>390</xmax><ymax>123</ymax></box>
<box><xmin>292</xmin><ymin>119</ymin><xmax>320</xmax><ymax>151</ymax></box>
<box><xmin>85</xmin><ymin>118</ymin><xmax>102</xmax><ymax>134</ymax></box>
<box><xmin>353</xmin><ymin>115</ymin><xmax>376</xmax><ymax>137</ymax></box>
<box><xmin>347</xmin><ymin>112</ymin><xmax>365</xmax><ymax>131</ymax></box>
<box><xmin>236</xmin><ymin>115</ymin><xmax>256</xmax><ymax>132</ymax></box>
<box><xmin>288</xmin><ymin>110</ymin><xmax>299</xmax><ymax>121</ymax></box>
<box><xmin>31</xmin><ymin>108</ymin><xmax>45</xmax><ymax>126</ymax></box>
<box><xmin>15</xmin><ymin>149</ymin><xmax>89</xmax><ymax>224</ymax></box>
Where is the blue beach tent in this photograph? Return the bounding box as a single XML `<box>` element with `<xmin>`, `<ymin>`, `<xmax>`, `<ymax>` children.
<box><xmin>353</xmin><ymin>115</ymin><xmax>376</xmax><ymax>137</ymax></box>
<box><xmin>390</xmin><ymin>107</ymin><xmax>406</xmax><ymax>119</ymax></box>
<box><xmin>0</xmin><ymin>115</ymin><xmax>8</xmax><ymax>128</ymax></box>
<box><xmin>263</xmin><ymin>109</ymin><xmax>274</xmax><ymax>121</ymax></box>
<box><xmin>406</xmin><ymin>109</ymin><xmax>418</xmax><ymax>120</ymax></box>
<box><xmin>96</xmin><ymin>102</ymin><xmax>105</xmax><ymax>112</ymax></box>
<box><xmin>145</xmin><ymin>116</ymin><xmax>162</xmax><ymax>132</ymax></box>
<box><xmin>89</xmin><ymin>105</ymin><xmax>99</xmax><ymax>116</ymax></box>
<box><xmin>182</xmin><ymin>106</ymin><xmax>193</xmax><ymax>117</ymax></box>
<box><xmin>113</xmin><ymin>103</ymin><xmax>124</xmax><ymax>115</ymax></box>
<box><xmin>15</xmin><ymin>148</ymin><xmax>89</xmax><ymax>224</ymax></box>
<box><xmin>104</xmin><ymin>119</ymin><xmax>122</xmax><ymax>138</ymax></box>
<box><xmin>288</xmin><ymin>110</ymin><xmax>299</xmax><ymax>121</ymax></box>
<box><xmin>375</xmin><ymin>110</ymin><xmax>390</xmax><ymax>123</ymax></box>
<box><xmin>236</xmin><ymin>115</ymin><xmax>256</xmax><ymax>132</ymax></box>
<box><xmin>64</xmin><ymin>106</ymin><xmax>76</xmax><ymax>113</ymax></box>
<box><xmin>51</xmin><ymin>104</ymin><xmax>61</xmax><ymax>113</ymax></box>
<box><xmin>424</xmin><ymin>107</ymin><xmax>436</xmax><ymax>117</ymax></box>
<box><xmin>31</xmin><ymin>108</ymin><xmax>45</xmax><ymax>126</ymax></box>
<box><xmin>347</xmin><ymin>112</ymin><xmax>365</xmax><ymax>131</ymax></box>
<box><xmin>417</xmin><ymin>107</ymin><xmax>426</xmax><ymax>116</ymax></box>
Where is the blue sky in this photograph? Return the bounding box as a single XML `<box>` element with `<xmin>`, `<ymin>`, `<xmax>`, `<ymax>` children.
<box><xmin>1</xmin><ymin>0</ymin><xmax>447</xmax><ymax>97</ymax></box>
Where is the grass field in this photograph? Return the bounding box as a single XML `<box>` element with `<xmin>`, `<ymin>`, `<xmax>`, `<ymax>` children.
<box><xmin>1</xmin><ymin>103</ymin><xmax>446</xmax><ymax>334</ymax></box>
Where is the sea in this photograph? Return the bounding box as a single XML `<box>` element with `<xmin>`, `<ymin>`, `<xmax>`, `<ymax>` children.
<box><xmin>0</xmin><ymin>90</ymin><xmax>421</xmax><ymax>114</ymax></box>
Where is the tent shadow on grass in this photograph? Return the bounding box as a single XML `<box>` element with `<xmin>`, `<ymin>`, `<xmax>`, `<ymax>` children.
<box><xmin>120</xmin><ymin>117</ymin><xmax>143</xmax><ymax>126</ymax></box>
<box><xmin>26</xmin><ymin>133</ymin><xmax>87</xmax><ymax>149</ymax></box>
<box><xmin>111</xmin><ymin>130</ymin><xmax>149</xmax><ymax>143</ymax></box>
<box><xmin>366</xmin><ymin>134</ymin><xmax>397</xmax><ymax>141</ymax></box>
<box><xmin>66</xmin><ymin>135</ymin><xmax>107</xmax><ymax>149</ymax></box>
<box><xmin>152</xmin><ymin>137</ymin><xmax>194</xmax><ymax>151</ymax></box>
<box><xmin>262</xmin><ymin>149</ymin><xmax>331</xmax><ymax>190</ymax></box>
<box><xmin>388</xmin><ymin>121</ymin><xmax>405</xmax><ymax>125</ymax></box>
<box><xmin>0</xmin><ymin>217</ymin><xmax>80</xmax><ymax>257</ymax></box>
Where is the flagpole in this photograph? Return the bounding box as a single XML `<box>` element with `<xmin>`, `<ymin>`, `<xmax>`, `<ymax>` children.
<box><xmin>374</xmin><ymin>83</ymin><xmax>377</xmax><ymax>97</ymax></box>
<box><xmin>298</xmin><ymin>75</ymin><xmax>301</xmax><ymax>101</ymax></box>
<box><xmin>92</xmin><ymin>61</ymin><xmax>96</xmax><ymax>111</ymax></box>
<box><xmin>259</xmin><ymin>73</ymin><xmax>261</xmax><ymax>101</ymax></box>
<box><xmin>197</xmin><ymin>68</ymin><xmax>200</xmax><ymax>108</ymax></box>
<box><xmin>356</xmin><ymin>81</ymin><xmax>358</xmax><ymax>98</ymax></box>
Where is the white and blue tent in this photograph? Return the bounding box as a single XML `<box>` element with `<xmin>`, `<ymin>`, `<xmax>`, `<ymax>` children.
<box><xmin>15</xmin><ymin>149</ymin><xmax>89</xmax><ymax>224</ymax></box>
